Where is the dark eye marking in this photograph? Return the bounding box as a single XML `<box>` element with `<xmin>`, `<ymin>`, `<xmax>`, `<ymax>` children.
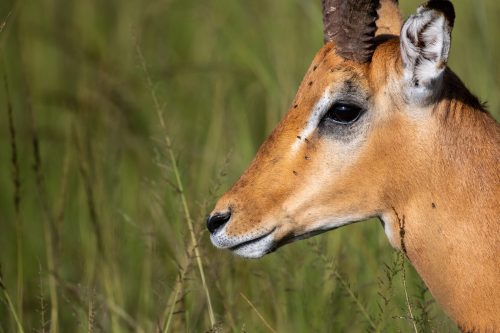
<box><xmin>321</xmin><ymin>103</ymin><xmax>364</xmax><ymax>125</ymax></box>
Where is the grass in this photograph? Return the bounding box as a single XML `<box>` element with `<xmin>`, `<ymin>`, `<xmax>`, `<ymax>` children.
<box><xmin>0</xmin><ymin>269</ymin><xmax>24</xmax><ymax>333</ymax></box>
<box><xmin>0</xmin><ymin>0</ymin><xmax>499</xmax><ymax>332</ymax></box>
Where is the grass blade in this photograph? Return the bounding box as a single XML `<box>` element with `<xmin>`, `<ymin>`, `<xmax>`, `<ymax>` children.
<box><xmin>135</xmin><ymin>38</ymin><xmax>216</xmax><ymax>327</ymax></box>
<box><xmin>0</xmin><ymin>268</ymin><xmax>25</xmax><ymax>333</ymax></box>
<box><xmin>240</xmin><ymin>293</ymin><xmax>276</xmax><ymax>333</ymax></box>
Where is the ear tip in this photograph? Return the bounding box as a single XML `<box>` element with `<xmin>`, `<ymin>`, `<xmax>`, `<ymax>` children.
<box><xmin>424</xmin><ymin>0</ymin><xmax>456</xmax><ymax>26</ymax></box>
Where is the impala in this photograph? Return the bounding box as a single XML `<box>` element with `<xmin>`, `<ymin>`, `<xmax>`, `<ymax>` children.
<box><xmin>207</xmin><ymin>0</ymin><xmax>500</xmax><ymax>331</ymax></box>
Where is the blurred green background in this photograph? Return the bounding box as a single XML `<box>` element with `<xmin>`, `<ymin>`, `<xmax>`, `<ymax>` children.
<box><xmin>0</xmin><ymin>0</ymin><xmax>498</xmax><ymax>332</ymax></box>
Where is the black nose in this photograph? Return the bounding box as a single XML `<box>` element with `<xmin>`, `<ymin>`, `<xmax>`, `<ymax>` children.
<box><xmin>206</xmin><ymin>211</ymin><xmax>231</xmax><ymax>234</ymax></box>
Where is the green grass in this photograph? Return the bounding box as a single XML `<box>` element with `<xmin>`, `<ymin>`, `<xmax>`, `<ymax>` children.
<box><xmin>0</xmin><ymin>0</ymin><xmax>498</xmax><ymax>332</ymax></box>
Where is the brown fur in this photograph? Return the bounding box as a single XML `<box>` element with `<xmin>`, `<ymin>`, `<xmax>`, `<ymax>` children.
<box><xmin>210</xmin><ymin>4</ymin><xmax>500</xmax><ymax>333</ymax></box>
<box><xmin>376</xmin><ymin>0</ymin><xmax>402</xmax><ymax>36</ymax></box>
<box><xmin>369</xmin><ymin>40</ymin><xmax>500</xmax><ymax>332</ymax></box>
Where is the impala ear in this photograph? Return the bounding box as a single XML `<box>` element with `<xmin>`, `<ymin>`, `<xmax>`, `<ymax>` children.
<box><xmin>400</xmin><ymin>0</ymin><xmax>455</xmax><ymax>104</ymax></box>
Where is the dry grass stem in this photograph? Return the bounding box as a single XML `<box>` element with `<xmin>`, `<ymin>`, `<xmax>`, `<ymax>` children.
<box><xmin>52</xmin><ymin>273</ymin><xmax>146</xmax><ymax>333</ymax></box>
<box><xmin>240</xmin><ymin>293</ymin><xmax>277</xmax><ymax>333</ymax></box>
<box><xmin>135</xmin><ymin>38</ymin><xmax>216</xmax><ymax>327</ymax></box>
<box><xmin>401</xmin><ymin>258</ymin><xmax>419</xmax><ymax>333</ymax></box>
<box><xmin>24</xmin><ymin>67</ymin><xmax>59</xmax><ymax>333</ymax></box>
<box><xmin>0</xmin><ymin>9</ymin><xmax>13</xmax><ymax>33</ymax></box>
<box><xmin>38</xmin><ymin>263</ymin><xmax>47</xmax><ymax>333</ymax></box>
<box><xmin>162</xmin><ymin>280</ymin><xmax>181</xmax><ymax>333</ymax></box>
<box><xmin>396</xmin><ymin>211</ymin><xmax>418</xmax><ymax>333</ymax></box>
<box><xmin>310</xmin><ymin>241</ymin><xmax>377</xmax><ymax>331</ymax></box>
<box><xmin>87</xmin><ymin>290</ymin><xmax>95</xmax><ymax>333</ymax></box>
<box><xmin>0</xmin><ymin>268</ymin><xmax>25</xmax><ymax>333</ymax></box>
<box><xmin>4</xmin><ymin>71</ymin><xmax>24</xmax><ymax>325</ymax></box>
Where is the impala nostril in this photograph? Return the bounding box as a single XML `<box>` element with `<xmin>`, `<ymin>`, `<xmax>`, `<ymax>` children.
<box><xmin>206</xmin><ymin>211</ymin><xmax>231</xmax><ymax>234</ymax></box>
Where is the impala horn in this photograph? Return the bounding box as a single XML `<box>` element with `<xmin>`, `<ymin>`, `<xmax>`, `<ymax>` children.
<box><xmin>322</xmin><ymin>0</ymin><xmax>380</xmax><ymax>63</ymax></box>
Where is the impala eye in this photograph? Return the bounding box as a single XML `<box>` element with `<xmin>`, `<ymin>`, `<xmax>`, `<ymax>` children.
<box><xmin>323</xmin><ymin>103</ymin><xmax>364</xmax><ymax>124</ymax></box>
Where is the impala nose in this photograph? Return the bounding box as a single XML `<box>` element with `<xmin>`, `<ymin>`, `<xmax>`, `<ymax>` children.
<box><xmin>206</xmin><ymin>211</ymin><xmax>231</xmax><ymax>234</ymax></box>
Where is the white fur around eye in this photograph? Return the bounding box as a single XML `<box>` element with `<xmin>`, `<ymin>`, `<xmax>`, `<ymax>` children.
<box><xmin>291</xmin><ymin>88</ymin><xmax>333</xmax><ymax>153</ymax></box>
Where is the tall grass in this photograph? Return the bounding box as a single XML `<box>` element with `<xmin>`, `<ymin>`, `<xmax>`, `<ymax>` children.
<box><xmin>0</xmin><ymin>0</ymin><xmax>498</xmax><ymax>332</ymax></box>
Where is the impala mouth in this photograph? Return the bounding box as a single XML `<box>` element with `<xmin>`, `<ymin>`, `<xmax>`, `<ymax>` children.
<box><xmin>275</xmin><ymin>228</ymin><xmax>336</xmax><ymax>248</ymax></box>
<box><xmin>228</xmin><ymin>228</ymin><xmax>333</xmax><ymax>258</ymax></box>
<box><xmin>210</xmin><ymin>227</ymin><xmax>277</xmax><ymax>259</ymax></box>
<box><xmin>210</xmin><ymin>223</ymin><xmax>342</xmax><ymax>258</ymax></box>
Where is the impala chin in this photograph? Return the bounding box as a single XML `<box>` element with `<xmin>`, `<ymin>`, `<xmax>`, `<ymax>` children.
<box><xmin>230</xmin><ymin>232</ymin><xmax>276</xmax><ymax>258</ymax></box>
<box><xmin>209</xmin><ymin>224</ymin><xmax>277</xmax><ymax>259</ymax></box>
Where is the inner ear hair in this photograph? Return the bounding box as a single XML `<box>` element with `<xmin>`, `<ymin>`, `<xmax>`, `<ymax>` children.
<box><xmin>400</xmin><ymin>0</ymin><xmax>455</xmax><ymax>104</ymax></box>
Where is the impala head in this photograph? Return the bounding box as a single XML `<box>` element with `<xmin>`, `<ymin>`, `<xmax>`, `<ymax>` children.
<box><xmin>208</xmin><ymin>0</ymin><xmax>457</xmax><ymax>258</ymax></box>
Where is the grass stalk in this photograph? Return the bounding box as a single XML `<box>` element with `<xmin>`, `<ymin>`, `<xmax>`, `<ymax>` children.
<box><xmin>51</xmin><ymin>272</ymin><xmax>145</xmax><ymax>333</ymax></box>
<box><xmin>0</xmin><ymin>268</ymin><xmax>25</xmax><ymax>333</ymax></box>
<box><xmin>32</xmin><ymin>141</ymin><xmax>59</xmax><ymax>333</ymax></box>
<box><xmin>165</xmin><ymin>115</ymin><xmax>216</xmax><ymax>327</ymax></box>
<box><xmin>106</xmin><ymin>299</ymin><xmax>146</xmax><ymax>333</ymax></box>
<box><xmin>240</xmin><ymin>293</ymin><xmax>277</xmax><ymax>333</ymax></box>
<box><xmin>160</xmin><ymin>238</ymin><xmax>197</xmax><ymax>332</ymax></box>
<box><xmin>87</xmin><ymin>288</ymin><xmax>95</xmax><ymax>333</ymax></box>
<box><xmin>332</xmin><ymin>269</ymin><xmax>378</xmax><ymax>331</ymax></box>
<box><xmin>138</xmin><ymin>231</ymin><xmax>153</xmax><ymax>331</ymax></box>
<box><xmin>87</xmin><ymin>297</ymin><xmax>94</xmax><ymax>333</ymax></box>
<box><xmin>43</xmin><ymin>230</ymin><xmax>59</xmax><ymax>333</ymax></box>
<box><xmin>401</xmin><ymin>258</ymin><xmax>418</xmax><ymax>333</ymax></box>
<box><xmin>374</xmin><ymin>252</ymin><xmax>404</xmax><ymax>332</ymax></box>
<box><xmin>395</xmin><ymin>211</ymin><xmax>418</xmax><ymax>333</ymax></box>
<box><xmin>162</xmin><ymin>280</ymin><xmax>181</xmax><ymax>333</ymax></box>
<box><xmin>4</xmin><ymin>71</ymin><xmax>23</xmax><ymax>325</ymax></box>
<box><xmin>38</xmin><ymin>263</ymin><xmax>47</xmax><ymax>333</ymax></box>
<box><xmin>24</xmin><ymin>69</ymin><xmax>59</xmax><ymax>333</ymax></box>
<box><xmin>0</xmin><ymin>9</ymin><xmax>13</xmax><ymax>33</ymax></box>
<box><xmin>135</xmin><ymin>39</ymin><xmax>216</xmax><ymax>327</ymax></box>
<box><xmin>73</xmin><ymin>126</ymin><xmax>122</xmax><ymax>333</ymax></box>
<box><xmin>310</xmin><ymin>240</ymin><xmax>377</xmax><ymax>331</ymax></box>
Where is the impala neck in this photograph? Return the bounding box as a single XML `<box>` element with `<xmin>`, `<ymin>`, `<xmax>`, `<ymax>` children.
<box><xmin>383</xmin><ymin>76</ymin><xmax>500</xmax><ymax>332</ymax></box>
